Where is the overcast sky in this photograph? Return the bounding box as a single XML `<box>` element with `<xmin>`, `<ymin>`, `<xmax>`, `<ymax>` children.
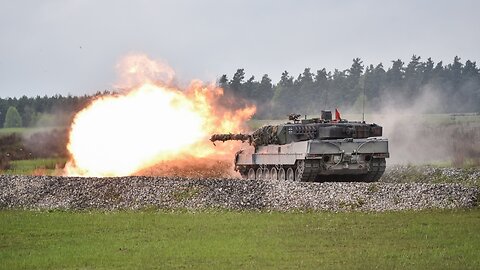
<box><xmin>1</xmin><ymin>0</ymin><xmax>479</xmax><ymax>98</ymax></box>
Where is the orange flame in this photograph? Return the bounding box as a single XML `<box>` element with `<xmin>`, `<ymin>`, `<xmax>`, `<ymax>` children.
<box><xmin>65</xmin><ymin>54</ymin><xmax>255</xmax><ymax>177</ymax></box>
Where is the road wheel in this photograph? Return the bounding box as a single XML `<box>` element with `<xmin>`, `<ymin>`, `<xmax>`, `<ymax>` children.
<box><xmin>263</xmin><ymin>168</ymin><xmax>271</xmax><ymax>180</ymax></box>
<box><xmin>247</xmin><ymin>168</ymin><xmax>255</xmax><ymax>180</ymax></box>
<box><xmin>270</xmin><ymin>167</ymin><xmax>278</xmax><ymax>181</ymax></box>
<box><xmin>286</xmin><ymin>168</ymin><xmax>295</xmax><ymax>181</ymax></box>
<box><xmin>256</xmin><ymin>168</ymin><xmax>263</xmax><ymax>180</ymax></box>
<box><xmin>278</xmin><ymin>168</ymin><xmax>286</xmax><ymax>181</ymax></box>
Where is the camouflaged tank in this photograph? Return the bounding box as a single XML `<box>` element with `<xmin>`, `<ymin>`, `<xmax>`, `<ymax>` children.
<box><xmin>210</xmin><ymin>111</ymin><xmax>389</xmax><ymax>182</ymax></box>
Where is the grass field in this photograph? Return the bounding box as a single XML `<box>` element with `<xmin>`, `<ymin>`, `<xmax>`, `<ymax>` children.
<box><xmin>0</xmin><ymin>126</ymin><xmax>64</xmax><ymax>137</ymax></box>
<box><xmin>1</xmin><ymin>158</ymin><xmax>67</xmax><ymax>175</ymax></box>
<box><xmin>0</xmin><ymin>209</ymin><xmax>479</xmax><ymax>269</ymax></box>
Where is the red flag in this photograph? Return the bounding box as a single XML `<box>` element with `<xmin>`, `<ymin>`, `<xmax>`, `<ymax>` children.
<box><xmin>335</xmin><ymin>108</ymin><xmax>341</xmax><ymax>121</ymax></box>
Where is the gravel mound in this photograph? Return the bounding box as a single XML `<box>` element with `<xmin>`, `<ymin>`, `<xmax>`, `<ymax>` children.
<box><xmin>0</xmin><ymin>175</ymin><xmax>477</xmax><ymax>211</ymax></box>
<box><xmin>381</xmin><ymin>165</ymin><xmax>480</xmax><ymax>186</ymax></box>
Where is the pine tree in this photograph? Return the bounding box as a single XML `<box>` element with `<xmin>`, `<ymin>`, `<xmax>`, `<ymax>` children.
<box><xmin>3</xmin><ymin>106</ymin><xmax>23</xmax><ymax>128</ymax></box>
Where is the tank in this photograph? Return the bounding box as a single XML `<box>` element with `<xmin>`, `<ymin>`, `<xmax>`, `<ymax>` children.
<box><xmin>210</xmin><ymin>111</ymin><xmax>389</xmax><ymax>182</ymax></box>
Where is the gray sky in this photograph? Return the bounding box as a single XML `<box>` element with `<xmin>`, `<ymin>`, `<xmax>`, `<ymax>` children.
<box><xmin>1</xmin><ymin>0</ymin><xmax>479</xmax><ymax>98</ymax></box>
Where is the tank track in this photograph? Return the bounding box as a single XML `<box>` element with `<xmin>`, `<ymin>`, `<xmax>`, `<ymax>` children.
<box><xmin>294</xmin><ymin>160</ymin><xmax>322</xmax><ymax>182</ymax></box>
<box><xmin>238</xmin><ymin>158</ymin><xmax>386</xmax><ymax>182</ymax></box>
<box><xmin>363</xmin><ymin>158</ymin><xmax>386</xmax><ymax>182</ymax></box>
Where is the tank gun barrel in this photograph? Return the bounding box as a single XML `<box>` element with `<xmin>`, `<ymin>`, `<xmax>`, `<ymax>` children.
<box><xmin>210</xmin><ymin>133</ymin><xmax>252</xmax><ymax>145</ymax></box>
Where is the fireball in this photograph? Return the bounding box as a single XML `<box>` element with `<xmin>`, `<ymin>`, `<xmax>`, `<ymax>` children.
<box><xmin>65</xmin><ymin>54</ymin><xmax>255</xmax><ymax>177</ymax></box>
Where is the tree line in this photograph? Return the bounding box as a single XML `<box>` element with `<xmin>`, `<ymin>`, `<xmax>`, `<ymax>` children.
<box><xmin>0</xmin><ymin>92</ymin><xmax>110</xmax><ymax>128</ymax></box>
<box><xmin>219</xmin><ymin>55</ymin><xmax>480</xmax><ymax>118</ymax></box>
<box><xmin>1</xmin><ymin>55</ymin><xmax>479</xmax><ymax>127</ymax></box>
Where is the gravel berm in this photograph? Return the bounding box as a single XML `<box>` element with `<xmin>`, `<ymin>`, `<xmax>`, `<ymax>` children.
<box><xmin>0</xmin><ymin>175</ymin><xmax>478</xmax><ymax>211</ymax></box>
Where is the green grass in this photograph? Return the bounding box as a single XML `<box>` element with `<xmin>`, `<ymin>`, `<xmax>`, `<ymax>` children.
<box><xmin>1</xmin><ymin>158</ymin><xmax>66</xmax><ymax>175</ymax></box>
<box><xmin>0</xmin><ymin>126</ymin><xmax>65</xmax><ymax>137</ymax></box>
<box><xmin>0</xmin><ymin>209</ymin><xmax>479</xmax><ymax>269</ymax></box>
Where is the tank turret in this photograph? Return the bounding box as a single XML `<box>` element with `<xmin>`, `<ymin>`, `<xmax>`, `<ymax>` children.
<box><xmin>211</xmin><ymin>111</ymin><xmax>389</xmax><ymax>183</ymax></box>
<box><xmin>211</xmin><ymin>111</ymin><xmax>383</xmax><ymax>147</ymax></box>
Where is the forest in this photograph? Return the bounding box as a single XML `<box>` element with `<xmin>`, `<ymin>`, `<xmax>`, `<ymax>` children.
<box><xmin>1</xmin><ymin>55</ymin><xmax>479</xmax><ymax>127</ymax></box>
<box><xmin>0</xmin><ymin>93</ymin><xmax>100</xmax><ymax>128</ymax></box>
<box><xmin>219</xmin><ymin>55</ymin><xmax>480</xmax><ymax>118</ymax></box>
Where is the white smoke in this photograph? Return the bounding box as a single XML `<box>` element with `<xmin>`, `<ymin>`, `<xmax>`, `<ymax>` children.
<box><xmin>369</xmin><ymin>86</ymin><xmax>451</xmax><ymax>165</ymax></box>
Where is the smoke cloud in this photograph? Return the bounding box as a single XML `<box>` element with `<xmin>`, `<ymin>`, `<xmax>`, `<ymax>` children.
<box><xmin>370</xmin><ymin>86</ymin><xmax>480</xmax><ymax>166</ymax></box>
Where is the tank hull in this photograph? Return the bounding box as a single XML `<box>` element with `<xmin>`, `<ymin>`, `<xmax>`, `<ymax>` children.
<box><xmin>235</xmin><ymin>137</ymin><xmax>389</xmax><ymax>182</ymax></box>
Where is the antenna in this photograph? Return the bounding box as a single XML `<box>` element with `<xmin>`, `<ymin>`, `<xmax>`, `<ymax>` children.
<box><xmin>324</xmin><ymin>88</ymin><xmax>328</xmax><ymax>110</ymax></box>
<box><xmin>362</xmin><ymin>86</ymin><xmax>366</xmax><ymax>123</ymax></box>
